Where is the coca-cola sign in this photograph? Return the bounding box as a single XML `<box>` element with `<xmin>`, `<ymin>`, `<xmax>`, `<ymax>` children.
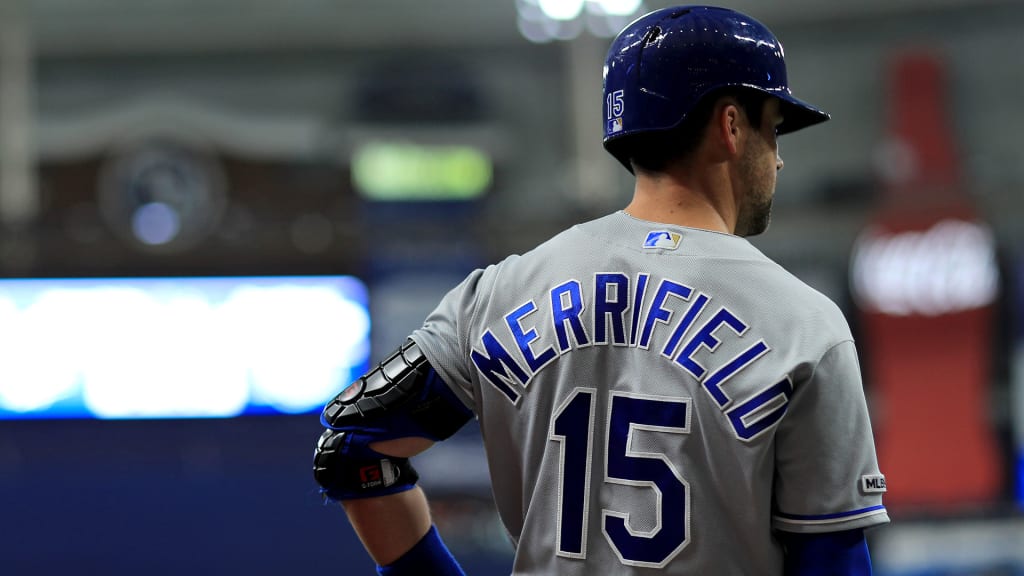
<box><xmin>851</xmin><ymin>219</ymin><xmax>998</xmax><ymax>317</ymax></box>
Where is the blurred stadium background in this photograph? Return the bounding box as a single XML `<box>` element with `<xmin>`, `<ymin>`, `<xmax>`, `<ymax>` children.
<box><xmin>0</xmin><ymin>0</ymin><xmax>1023</xmax><ymax>573</ymax></box>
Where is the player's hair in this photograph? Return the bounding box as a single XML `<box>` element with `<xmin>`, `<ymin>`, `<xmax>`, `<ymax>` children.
<box><xmin>624</xmin><ymin>88</ymin><xmax>769</xmax><ymax>174</ymax></box>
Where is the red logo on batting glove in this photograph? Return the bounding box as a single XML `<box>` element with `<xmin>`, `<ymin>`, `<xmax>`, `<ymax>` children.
<box><xmin>359</xmin><ymin>465</ymin><xmax>382</xmax><ymax>483</ymax></box>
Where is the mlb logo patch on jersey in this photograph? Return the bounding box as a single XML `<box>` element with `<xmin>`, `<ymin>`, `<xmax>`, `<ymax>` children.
<box><xmin>861</xmin><ymin>474</ymin><xmax>887</xmax><ymax>494</ymax></box>
<box><xmin>643</xmin><ymin>230</ymin><xmax>682</xmax><ymax>250</ymax></box>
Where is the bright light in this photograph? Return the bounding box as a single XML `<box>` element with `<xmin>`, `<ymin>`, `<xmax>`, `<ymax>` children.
<box><xmin>223</xmin><ymin>285</ymin><xmax>370</xmax><ymax>413</ymax></box>
<box><xmin>131</xmin><ymin>202</ymin><xmax>181</xmax><ymax>245</ymax></box>
<box><xmin>352</xmin><ymin>142</ymin><xmax>492</xmax><ymax>201</ymax></box>
<box><xmin>538</xmin><ymin>0</ymin><xmax>585</xmax><ymax>21</ymax></box>
<box><xmin>517</xmin><ymin>0</ymin><xmax>644</xmax><ymax>42</ymax></box>
<box><xmin>0</xmin><ymin>294</ymin><xmax>80</xmax><ymax>412</ymax></box>
<box><xmin>593</xmin><ymin>0</ymin><xmax>641</xmax><ymax>16</ymax></box>
<box><xmin>851</xmin><ymin>219</ymin><xmax>999</xmax><ymax>316</ymax></box>
<box><xmin>0</xmin><ymin>276</ymin><xmax>370</xmax><ymax>419</ymax></box>
<box><xmin>81</xmin><ymin>289</ymin><xmax>251</xmax><ymax>419</ymax></box>
<box><xmin>518</xmin><ymin>14</ymin><xmax>552</xmax><ymax>43</ymax></box>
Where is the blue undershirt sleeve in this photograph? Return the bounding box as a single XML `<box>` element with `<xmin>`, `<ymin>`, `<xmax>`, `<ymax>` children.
<box><xmin>376</xmin><ymin>524</ymin><xmax>466</xmax><ymax>576</ymax></box>
<box><xmin>780</xmin><ymin>529</ymin><xmax>873</xmax><ymax>576</ymax></box>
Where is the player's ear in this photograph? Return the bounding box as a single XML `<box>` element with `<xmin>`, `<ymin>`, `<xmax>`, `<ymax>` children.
<box><xmin>710</xmin><ymin>98</ymin><xmax>743</xmax><ymax>157</ymax></box>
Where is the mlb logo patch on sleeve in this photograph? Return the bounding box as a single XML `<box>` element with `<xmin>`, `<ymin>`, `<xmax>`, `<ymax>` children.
<box><xmin>861</xmin><ymin>474</ymin><xmax>887</xmax><ymax>493</ymax></box>
<box><xmin>643</xmin><ymin>230</ymin><xmax>682</xmax><ymax>250</ymax></box>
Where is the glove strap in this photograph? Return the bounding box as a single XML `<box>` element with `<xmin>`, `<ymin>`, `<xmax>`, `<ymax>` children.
<box><xmin>314</xmin><ymin>429</ymin><xmax>420</xmax><ymax>501</ymax></box>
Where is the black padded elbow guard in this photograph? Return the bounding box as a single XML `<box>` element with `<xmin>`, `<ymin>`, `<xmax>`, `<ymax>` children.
<box><xmin>320</xmin><ymin>339</ymin><xmax>471</xmax><ymax>442</ymax></box>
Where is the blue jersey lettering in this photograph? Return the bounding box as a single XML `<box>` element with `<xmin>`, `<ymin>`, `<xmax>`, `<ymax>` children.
<box><xmin>629</xmin><ymin>273</ymin><xmax>650</xmax><ymax>347</ymax></box>
<box><xmin>471</xmin><ymin>330</ymin><xmax>528</xmax><ymax>403</ymax></box>
<box><xmin>506</xmin><ymin>301</ymin><xmax>558</xmax><ymax>374</ymax></box>
<box><xmin>477</xmin><ymin>274</ymin><xmax>775</xmax><ymax>415</ymax></box>
<box><xmin>594</xmin><ymin>273</ymin><xmax>630</xmax><ymax>345</ymax></box>
<box><xmin>638</xmin><ymin>280</ymin><xmax>692</xmax><ymax>349</ymax></box>
<box><xmin>662</xmin><ymin>292</ymin><xmax>709</xmax><ymax>359</ymax></box>
<box><xmin>551</xmin><ymin>280</ymin><xmax>590</xmax><ymax>352</ymax></box>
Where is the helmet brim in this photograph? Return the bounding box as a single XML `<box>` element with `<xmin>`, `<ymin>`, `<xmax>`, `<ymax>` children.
<box><xmin>775</xmin><ymin>93</ymin><xmax>831</xmax><ymax>135</ymax></box>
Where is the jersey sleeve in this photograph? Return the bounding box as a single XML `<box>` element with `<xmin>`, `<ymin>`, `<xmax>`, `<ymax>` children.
<box><xmin>410</xmin><ymin>267</ymin><xmax>492</xmax><ymax>415</ymax></box>
<box><xmin>772</xmin><ymin>339</ymin><xmax>889</xmax><ymax>534</ymax></box>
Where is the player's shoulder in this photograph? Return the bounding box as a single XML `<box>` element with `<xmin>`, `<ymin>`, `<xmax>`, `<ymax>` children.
<box><xmin>482</xmin><ymin>216</ymin><xmax>597</xmax><ymax>274</ymax></box>
<box><xmin>453</xmin><ymin>220</ymin><xmax>599</xmax><ymax>313</ymax></box>
<box><xmin>750</xmin><ymin>253</ymin><xmax>852</xmax><ymax>338</ymax></box>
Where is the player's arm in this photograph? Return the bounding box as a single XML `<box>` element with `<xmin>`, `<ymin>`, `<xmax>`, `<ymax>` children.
<box><xmin>343</xmin><ymin>486</ymin><xmax>432</xmax><ymax>566</ymax></box>
<box><xmin>773</xmin><ymin>339</ymin><xmax>887</xmax><ymax>574</ymax></box>
<box><xmin>341</xmin><ymin>437</ymin><xmax>435</xmax><ymax>566</ymax></box>
<box><xmin>312</xmin><ymin>339</ymin><xmax>473</xmax><ymax>575</ymax></box>
<box><xmin>780</xmin><ymin>529</ymin><xmax>873</xmax><ymax>576</ymax></box>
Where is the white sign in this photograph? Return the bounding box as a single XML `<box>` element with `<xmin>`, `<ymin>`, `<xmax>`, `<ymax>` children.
<box><xmin>851</xmin><ymin>219</ymin><xmax>999</xmax><ymax>317</ymax></box>
<box><xmin>0</xmin><ymin>276</ymin><xmax>369</xmax><ymax>419</ymax></box>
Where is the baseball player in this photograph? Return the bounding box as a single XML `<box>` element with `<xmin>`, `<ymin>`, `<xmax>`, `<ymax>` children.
<box><xmin>314</xmin><ymin>5</ymin><xmax>889</xmax><ymax>575</ymax></box>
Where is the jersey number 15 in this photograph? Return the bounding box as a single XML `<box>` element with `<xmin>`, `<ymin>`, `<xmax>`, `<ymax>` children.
<box><xmin>550</xmin><ymin>388</ymin><xmax>690</xmax><ymax>568</ymax></box>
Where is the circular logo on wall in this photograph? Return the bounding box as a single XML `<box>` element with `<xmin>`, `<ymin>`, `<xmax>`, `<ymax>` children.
<box><xmin>98</xmin><ymin>141</ymin><xmax>227</xmax><ymax>254</ymax></box>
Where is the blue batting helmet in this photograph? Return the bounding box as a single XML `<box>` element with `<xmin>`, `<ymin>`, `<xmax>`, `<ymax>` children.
<box><xmin>602</xmin><ymin>5</ymin><xmax>830</xmax><ymax>170</ymax></box>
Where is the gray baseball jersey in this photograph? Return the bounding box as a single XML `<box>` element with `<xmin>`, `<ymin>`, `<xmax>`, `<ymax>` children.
<box><xmin>412</xmin><ymin>211</ymin><xmax>888</xmax><ymax>574</ymax></box>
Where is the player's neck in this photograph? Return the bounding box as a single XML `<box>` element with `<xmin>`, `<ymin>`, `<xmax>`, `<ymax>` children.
<box><xmin>625</xmin><ymin>170</ymin><xmax>736</xmax><ymax>234</ymax></box>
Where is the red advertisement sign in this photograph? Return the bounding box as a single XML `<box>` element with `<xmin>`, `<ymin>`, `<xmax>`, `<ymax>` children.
<box><xmin>852</xmin><ymin>52</ymin><xmax>1003</xmax><ymax>510</ymax></box>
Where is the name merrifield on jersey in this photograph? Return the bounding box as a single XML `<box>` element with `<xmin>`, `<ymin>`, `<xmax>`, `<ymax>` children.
<box><xmin>471</xmin><ymin>272</ymin><xmax>793</xmax><ymax>442</ymax></box>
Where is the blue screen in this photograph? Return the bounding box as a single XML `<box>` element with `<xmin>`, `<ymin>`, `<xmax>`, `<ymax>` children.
<box><xmin>0</xmin><ymin>275</ymin><xmax>370</xmax><ymax>419</ymax></box>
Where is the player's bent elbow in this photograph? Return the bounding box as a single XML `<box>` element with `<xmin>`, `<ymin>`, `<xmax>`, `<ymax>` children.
<box><xmin>321</xmin><ymin>339</ymin><xmax>473</xmax><ymax>442</ymax></box>
<box><xmin>370</xmin><ymin>436</ymin><xmax>436</xmax><ymax>458</ymax></box>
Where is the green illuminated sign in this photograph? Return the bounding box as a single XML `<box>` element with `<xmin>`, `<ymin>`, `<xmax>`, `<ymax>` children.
<box><xmin>352</xmin><ymin>142</ymin><xmax>492</xmax><ymax>201</ymax></box>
